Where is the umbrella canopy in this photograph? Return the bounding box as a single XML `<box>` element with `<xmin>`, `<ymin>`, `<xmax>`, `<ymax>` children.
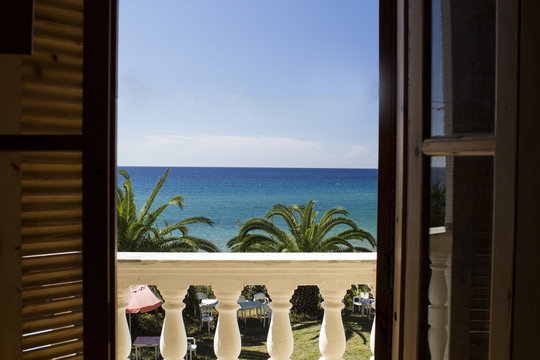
<box><xmin>125</xmin><ymin>285</ymin><xmax>162</xmax><ymax>314</ymax></box>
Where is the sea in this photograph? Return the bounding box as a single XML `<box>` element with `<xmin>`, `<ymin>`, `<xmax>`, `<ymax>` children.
<box><xmin>118</xmin><ymin>167</ymin><xmax>378</xmax><ymax>251</ymax></box>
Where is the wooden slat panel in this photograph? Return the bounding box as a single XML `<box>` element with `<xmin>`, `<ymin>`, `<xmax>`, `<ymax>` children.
<box><xmin>22</xmin><ymin>239</ymin><xmax>82</xmax><ymax>256</ymax></box>
<box><xmin>22</xmin><ymin>179</ymin><xmax>82</xmax><ymax>194</ymax></box>
<box><xmin>21</xmin><ymin>224</ymin><xmax>82</xmax><ymax>242</ymax></box>
<box><xmin>23</xmin><ymin>282</ymin><xmax>82</xmax><ymax>302</ymax></box>
<box><xmin>13</xmin><ymin>0</ymin><xmax>86</xmax><ymax>357</ymax></box>
<box><xmin>22</xmin><ymin>253</ymin><xmax>82</xmax><ymax>271</ymax></box>
<box><xmin>22</xmin><ymin>325</ymin><xmax>83</xmax><ymax>350</ymax></box>
<box><xmin>22</xmin><ymin>339</ymin><xmax>83</xmax><ymax>359</ymax></box>
<box><xmin>23</xmin><ymin>311</ymin><xmax>83</xmax><ymax>333</ymax></box>
<box><xmin>33</xmin><ymin>35</ymin><xmax>83</xmax><ymax>58</ymax></box>
<box><xmin>40</xmin><ymin>0</ymin><xmax>83</xmax><ymax>13</ymax></box>
<box><xmin>19</xmin><ymin>118</ymin><xmax>82</xmax><ymax>134</ymax></box>
<box><xmin>22</xmin><ymin>163</ymin><xmax>82</xmax><ymax>174</ymax></box>
<box><xmin>22</xmin><ymin>151</ymin><xmax>82</xmax><ymax>163</ymax></box>
<box><xmin>22</xmin><ymin>82</ymin><xmax>82</xmax><ymax>102</ymax></box>
<box><xmin>34</xmin><ymin>3</ymin><xmax>83</xmax><ymax>27</ymax></box>
<box><xmin>20</xmin><ymin>0</ymin><xmax>83</xmax><ymax>136</ymax></box>
<box><xmin>23</xmin><ymin>52</ymin><xmax>82</xmax><ymax>71</ymax></box>
<box><xmin>22</xmin><ymin>66</ymin><xmax>82</xmax><ymax>87</ymax></box>
<box><xmin>22</xmin><ymin>208</ymin><xmax>82</xmax><ymax>222</ymax></box>
<box><xmin>22</xmin><ymin>100</ymin><xmax>82</xmax><ymax>120</ymax></box>
<box><xmin>22</xmin><ymin>267</ymin><xmax>83</xmax><ymax>287</ymax></box>
<box><xmin>22</xmin><ymin>194</ymin><xmax>82</xmax><ymax>207</ymax></box>
<box><xmin>34</xmin><ymin>19</ymin><xmax>83</xmax><ymax>42</ymax></box>
<box><xmin>23</xmin><ymin>297</ymin><xmax>82</xmax><ymax>317</ymax></box>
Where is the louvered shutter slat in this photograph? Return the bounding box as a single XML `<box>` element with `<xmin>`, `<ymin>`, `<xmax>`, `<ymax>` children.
<box><xmin>23</xmin><ymin>282</ymin><xmax>83</xmax><ymax>302</ymax></box>
<box><xmin>22</xmin><ymin>326</ymin><xmax>83</xmax><ymax>350</ymax></box>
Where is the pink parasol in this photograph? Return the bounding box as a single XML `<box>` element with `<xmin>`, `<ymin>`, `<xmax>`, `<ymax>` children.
<box><xmin>125</xmin><ymin>285</ymin><xmax>162</xmax><ymax>314</ymax></box>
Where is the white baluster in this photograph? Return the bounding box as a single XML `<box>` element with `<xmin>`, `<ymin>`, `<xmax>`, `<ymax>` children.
<box><xmin>367</xmin><ymin>283</ymin><xmax>376</xmax><ymax>360</ymax></box>
<box><xmin>160</xmin><ymin>287</ymin><xmax>189</xmax><ymax>360</ymax></box>
<box><xmin>266</xmin><ymin>280</ymin><xmax>296</xmax><ymax>360</ymax></box>
<box><xmin>444</xmin><ymin>254</ymin><xmax>451</xmax><ymax>360</ymax></box>
<box><xmin>319</xmin><ymin>282</ymin><xmax>348</xmax><ymax>360</ymax></box>
<box><xmin>370</xmin><ymin>315</ymin><xmax>376</xmax><ymax>360</ymax></box>
<box><xmin>117</xmin><ymin>286</ymin><xmax>132</xmax><ymax>360</ymax></box>
<box><xmin>428</xmin><ymin>252</ymin><xmax>449</xmax><ymax>360</ymax></box>
<box><xmin>213</xmin><ymin>280</ymin><xmax>243</xmax><ymax>360</ymax></box>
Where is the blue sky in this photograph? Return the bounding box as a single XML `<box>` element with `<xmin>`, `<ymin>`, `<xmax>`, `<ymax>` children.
<box><xmin>118</xmin><ymin>0</ymin><xmax>379</xmax><ymax>168</ymax></box>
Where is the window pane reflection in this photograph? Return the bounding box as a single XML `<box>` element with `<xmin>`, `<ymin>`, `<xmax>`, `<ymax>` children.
<box><xmin>430</xmin><ymin>0</ymin><xmax>496</xmax><ymax>136</ymax></box>
<box><xmin>428</xmin><ymin>156</ymin><xmax>493</xmax><ymax>359</ymax></box>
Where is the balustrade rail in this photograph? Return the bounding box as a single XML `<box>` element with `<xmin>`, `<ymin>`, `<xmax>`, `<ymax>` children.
<box><xmin>117</xmin><ymin>252</ymin><xmax>377</xmax><ymax>360</ymax></box>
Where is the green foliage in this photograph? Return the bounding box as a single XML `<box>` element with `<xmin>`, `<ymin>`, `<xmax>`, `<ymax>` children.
<box><xmin>227</xmin><ymin>200</ymin><xmax>376</xmax><ymax>253</ymax></box>
<box><xmin>117</xmin><ymin>169</ymin><xmax>219</xmax><ymax>252</ymax></box>
<box><xmin>430</xmin><ymin>180</ymin><xmax>446</xmax><ymax>227</ymax></box>
<box><xmin>128</xmin><ymin>308</ymin><xmax>164</xmax><ymax>340</ymax></box>
<box><xmin>227</xmin><ymin>200</ymin><xmax>376</xmax><ymax>316</ymax></box>
<box><xmin>241</xmin><ymin>285</ymin><xmax>269</xmax><ymax>300</ymax></box>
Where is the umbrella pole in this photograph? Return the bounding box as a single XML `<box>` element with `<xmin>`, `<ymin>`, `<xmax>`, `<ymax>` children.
<box><xmin>128</xmin><ymin>313</ymin><xmax>132</xmax><ymax>360</ymax></box>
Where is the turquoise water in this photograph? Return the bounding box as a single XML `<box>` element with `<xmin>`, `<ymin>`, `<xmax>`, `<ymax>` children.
<box><xmin>118</xmin><ymin>167</ymin><xmax>378</xmax><ymax>251</ymax></box>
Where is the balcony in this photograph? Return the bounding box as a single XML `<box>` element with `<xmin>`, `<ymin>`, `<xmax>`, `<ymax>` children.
<box><xmin>117</xmin><ymin>252</ymin><xmax>377</xmax><ymax>360</ymax></box>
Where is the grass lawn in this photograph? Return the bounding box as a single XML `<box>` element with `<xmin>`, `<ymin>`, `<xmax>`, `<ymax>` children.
<box><xmin>131</xmin><ymin>309</ymin><xmax>373</xmax><ymax>359</ymax></box>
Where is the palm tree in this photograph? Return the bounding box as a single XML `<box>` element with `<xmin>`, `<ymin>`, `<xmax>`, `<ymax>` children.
<box><xmin>227</xmin><ymin>200</ymin><xmax>375</xmax><ymax>315</ymax></box>
<box><xmin>117</xmin><ymin>169</ymin><xmax>219</xmax><ymax>252</ymax></box>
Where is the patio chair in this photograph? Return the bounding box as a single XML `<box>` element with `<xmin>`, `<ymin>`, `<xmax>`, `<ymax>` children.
<box><xmin>260</xmin><ymin>303</ymin><xmax>272</xmax><ymax>327</ymax></box>
<box><xmin>200</xmin><ymin>309</ymin><xmax>215</xmax><ymax>332</ymax></box>
<box><xmin>352</xmin><ymin>294</ymin><xmax>364</xmax><ymax>313</ymax></box>
<box><xmin>194</xmin><ymin>292</ymin><xmax>208</xmax><ymax>315</ymax></box>
<box><xmin>253</xmin><ymin>292</ymin><xmax>269</xmax><ymax>304</ymax></box>
<box><xmin>237</xmin><ymin>295</ymin><xmax>249</xmax><ymax>320</ymax></box>
<box><xmin>186</xmin><ymin>337</ymin><xmax>197</xmax><ymax>360</ymax></box>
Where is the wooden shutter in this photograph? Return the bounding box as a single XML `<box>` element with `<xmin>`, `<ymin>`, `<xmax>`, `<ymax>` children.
<box><xmin>18</xmin><ymin>1</ymin><xmax>83</xmax><ymax>358</ymax></box>
<box><xmin>22</xmin><ymin>0</ymin><xmax>83</xmax><ymax>135</ymax></box>
<box><xmin>20</xmin><ymin>151</ymin><xmax>84</xmax><ymax>359</ymax></box>
<box><xmin>0</xmin><ymin>0</ymin><xmax>116</xmax><ymax>358</ymax></box>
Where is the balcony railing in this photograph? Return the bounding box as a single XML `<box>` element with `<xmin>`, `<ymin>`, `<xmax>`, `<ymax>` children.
<box><xmin>117</xmin><ymin>252</ymin><xmax>377</xmax><ymax>360</ymax></box>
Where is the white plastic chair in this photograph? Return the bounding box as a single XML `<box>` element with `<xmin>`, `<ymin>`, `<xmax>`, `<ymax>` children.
<box><xmin>200</xmin><ymin>309</ymin><xmax>214</xmax><ymax>332</ymax></box>
<box><xmin>194</xmin><ymin>292</ymin><xmax>208</xmax><ymax>315</ymax></box>
<box><xmin>237</xmin><ymin>295</ymin><xmax>249</xmax><ymax>321</ymax></box>
<box><xmin>253</xmin><ymin>292</ymin><xmax>269</xmax><ymax>304</ymax></box>
<box><xmin>252</xmin><ymin>292</ymin><xmax>269</xmax><ymax>319</ymax></box>
<box><xmin>260</xmin><ymin>303</ymin><xmax>272</xmax><ymax>327</ymax></box>
<box><xmin>186</xmin><ymin>337</ymin><xmax>197</xmax><ymax>360</ymax></box>
<box><xmin>352</xmin><ymin>294</ymin><xmax>364</xmax><ymax>313</ymax></box>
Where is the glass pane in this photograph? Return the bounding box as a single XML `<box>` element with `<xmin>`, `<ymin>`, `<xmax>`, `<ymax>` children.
<box><xmin>430</xmin><ymin>0</ymin><xmax>495</xmax><ymax>136</ymax></box>
<box><xmin>428</xmin><ymin>156</ymin><xmax>493</xmax><ymax>360</ymax></box>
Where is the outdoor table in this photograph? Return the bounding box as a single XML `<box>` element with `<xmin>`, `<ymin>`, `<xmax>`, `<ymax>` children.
<box><xmin>199</xmin><ymin>299</ymin><xmax>264</xmax><ymax>323</ymax></box>
<box><xmin>132</xmin><ymin>336</ymin><xmax>160</xmax><ymax>360</ymax></box>
<box><xmin>238</xmin><ymin>300</ymin><xmax>264</xmax><ymax>323</ymax></box>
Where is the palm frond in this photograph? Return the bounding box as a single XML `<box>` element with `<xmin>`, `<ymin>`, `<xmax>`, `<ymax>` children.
<box><xmin>138</xmin><ymin>168</ymin><xmax>172</xmax><ymax>221</ymax></box>
<box><xmin>144</xmin><ymin>195</ymin><xmax>185</xmax><ymax>226</ymax></box>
